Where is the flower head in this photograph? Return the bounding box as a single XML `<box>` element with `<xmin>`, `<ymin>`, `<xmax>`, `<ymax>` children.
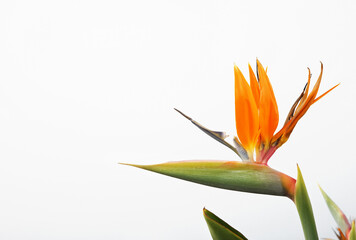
<box><xmin>320</xmin><ymin>186</ymin><xmax>356</xmax><ymax>240</ymax></box>
<box><xmin>234</xmin><ymin>60</ymin><xmax>338</xmax><ymax>164</ymax></box>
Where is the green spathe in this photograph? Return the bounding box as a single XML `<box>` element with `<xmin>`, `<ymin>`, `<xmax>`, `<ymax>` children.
<box><xmin>121</xmin><ymin>160</ymin><xmax>295</xmax><ymax>199</ymax></box>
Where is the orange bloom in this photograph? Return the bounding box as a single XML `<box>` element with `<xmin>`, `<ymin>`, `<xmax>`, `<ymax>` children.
<box><xmin>234</xmin><ymin>65</ymin><xmax>259</xmax><ymax>157</ymax></box>
<box><xmin>234</xmin><ymin>60</ymin><xmax>338</xmax><ymax>164</ymax></box>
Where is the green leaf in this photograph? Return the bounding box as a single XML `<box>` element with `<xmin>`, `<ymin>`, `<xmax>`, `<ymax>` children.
<box><xmin>203</xmin><ymin>208</ymin><xmax>248</xmax><ymax>240</ymax></box>
<box><xmin>120</xmin><ymin>161</ymin><xmax>295</xmax><ymax>198</ymax></box>
<box><xmin>319</xmin><ymin>186</ymin><xmax>351</xmax><ymax>235</ymax></box>
<box><xmin>349</xmin><ymin>221</ymin><xmax>356</xmax><ymax>240</ymax></box>
<box><xmin>294</xmin><ymin>165</ymin><xmax>318</xmax><ymax>240</ymax></box>
<box><xmin>174</xmin><ymin>108</ymin><xmax>249</xmax><ymax>160</ymax></box>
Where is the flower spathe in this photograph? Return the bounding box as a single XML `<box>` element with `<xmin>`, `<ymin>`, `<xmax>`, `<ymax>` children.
<box><xmin>234</xmin><ymin>60</ymin><xmax>339</xmax><ymax>164</ymax></box>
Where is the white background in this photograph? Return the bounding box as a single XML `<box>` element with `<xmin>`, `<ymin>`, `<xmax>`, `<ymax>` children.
<box><xmin>0</xmin><ymin>0</ymin><xmax>355</xmax><ymax>239</ymax></box>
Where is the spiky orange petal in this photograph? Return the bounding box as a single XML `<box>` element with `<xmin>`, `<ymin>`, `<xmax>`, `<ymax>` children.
<box><xmin>313</xmin><ymin>83</ymin><xmax>340</xmax><ymax>104</ymax></box>
<box><xmin>234</xmin><ymin>65</ymin><xmax>259</xmax><ymax>152</ymax></box>
<box><xmin>248</xmin><ymin>64</ymin><xmax>260</xmax><ymax>108</ymax></box>
<box><xmin>336</xmin><ymin>228</ymin><xmax>348</xmax><ymax>240</ymax></box>
<box><xmin>285</xmin><ymin>63</ymin><xmax>323</xmax><ymax>135</ymax></box>
<box><xmin>257</xmin><ymin>60</ymin><xmax>279</xmax><ymax>144</ymax></box>
<box><xmin>296</xmin><ymin>68</ymin><xmax>311</xmax><ymax>113</ymax></box>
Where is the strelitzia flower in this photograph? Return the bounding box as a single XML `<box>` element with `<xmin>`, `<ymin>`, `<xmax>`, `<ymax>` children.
<box><xmin>175</xmin><ymin>60</ymin><xmax>338</xmax><ymax>165</ymax></box>
<box><xmin>320</xmin><ymin>186</ymin><xmax>356</xmax><ymax>240</ymax></box>
<box><xmin>233</xmin><ymin>60</ymin><xmax>338</xmax><ymax>164</ymax></box>
<box><xmin>122</xmin><ymin>60</ymin><xmax>337</xmax><ymax>199</ymax></box>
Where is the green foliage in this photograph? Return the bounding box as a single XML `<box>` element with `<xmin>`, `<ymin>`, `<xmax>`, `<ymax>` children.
<box><xmin>294</xmin><ymin>166</ymin><xmax>318</xmax><ymax>240</ymax></box>
<box><xmin>349</xmin><ymin>221</ymin><xmax>356</xmax><ymax>240</ymax></box>
<box><xmin>319</xmin><ymin>186</ymin><xmax>351</xmax><ymax>235</ymax></box>
<box><xmin>203</xmin><ymin>208</ymin><xmax>247</xmax><ymax>240</ymax></box>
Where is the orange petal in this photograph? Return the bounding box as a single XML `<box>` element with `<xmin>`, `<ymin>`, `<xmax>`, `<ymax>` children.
<box><xmin>234</xmin><ymin>65</ymin><xmax>259</xmax><ymax>151</ymax></box>
<box><xmin>313</xmin><ymin>83</ymin><xmax>339</xmax><ymax>104</ymax></box>
<box><xmin>272</xmin><ymin>63</ymin><xmax>338</xmax><ymax>147</ymax></box>
<box><xmin>249</xmin><ymin>63</ymin><xmax>260</xmax><ymax>108</ymax></box>
<box><xmin>336</xmin><ymin>228</ymin><xmax>348</xmax><ymax>240</ymax></box>
<box><xmin>284</xmin><ymin>63</ymin><xmax>324</xmax><ymax>140</ymax></box>
<box><xmin>257</xmin><ymin>60</ymin><xmax>279</xmax><ymax>143</ymax></box>
<box><xmin>283</xmin><ymin>83</ymin><xmax>307</xmax><ymax>126</ymax></box>
<box><xmin>295</xmin><ymin>68</ymin><xmax>311</xmax><ymax>113</ymax></box>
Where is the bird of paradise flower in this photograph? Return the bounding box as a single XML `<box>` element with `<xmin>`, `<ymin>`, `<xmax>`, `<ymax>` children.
<box><xmin>121</xmin><ymin>59</ymin><xmax>339</xmax><ymax>240</ymax></box>
<box><xmin>176</xmin><ymin>60</ymin><xmax>338</xmax><ymax>165</ymax></box>
<box><xmin>122</xmin><ymin>59</ymin><xmax>338</xmax><ymax>200</ymax></box>
<box><xmin>320</xmin><ymin>186</ymin><xmax>356</xmax><ymax>240</ymax></box>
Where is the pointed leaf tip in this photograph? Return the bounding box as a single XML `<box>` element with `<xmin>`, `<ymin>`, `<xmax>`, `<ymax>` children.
<box><xmin>118</xmin><ymin>162</ymin><xmax>141</xmax><ymax>167</ymax></box>
<box><xmin>118</xmin><ymin>162</ymin><xmax>132</xmax><ymax>166</ymax></box>
<box><xmin>295</xmin><ymin>165</ymin><xmax>319</xmax><ymax>240</ymax></box>
<box><xmin>204</xmin><ymin>208</ymin><xmax>248</xmax><ymax>240</ymax></box>
<box><xmin>319</xmin><ymin>185</ymin><xmax>351</xmax><ymax>235</ymax></box>
<box><xmin>174</xmin><ymin>108</ymin><xmax>192</xmax><ymax>120</ymax></box>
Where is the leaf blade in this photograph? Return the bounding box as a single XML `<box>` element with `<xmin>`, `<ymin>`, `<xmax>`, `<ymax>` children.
<box><xmin>203</xmin><ymin>208</ymin><xmax>248</xmax><ymax>240</ymax></box>
<box><xmin>294</xmin><ymin>165</ymin><xmax>318</xmax><ymax>240</ymax></box>
<box><xmin>319</xmin><ymin>186</ymin><xmax>351</xmax><ymax>235</ymax></box>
